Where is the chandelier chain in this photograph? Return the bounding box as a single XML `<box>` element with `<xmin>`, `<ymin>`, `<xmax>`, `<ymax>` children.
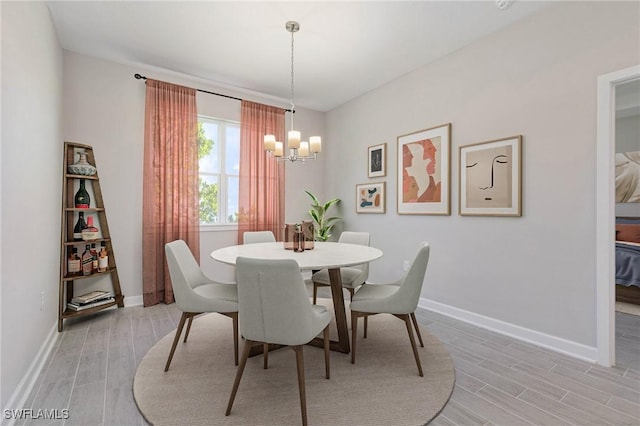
<box><xmin>290</xmin><ymin>27</ymin><xmax>295</xmax><ymax>128</ymax></box>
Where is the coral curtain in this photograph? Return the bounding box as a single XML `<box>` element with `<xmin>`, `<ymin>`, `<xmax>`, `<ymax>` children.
<box><xmin>142</xmin><ymin>79</ymin><xmax>199</xmax><ymax>306</ymax></box>
<box><xmin>237</xmin><ymin>100</ymin><xmax>285</xmax><ymax>243</ymax></box>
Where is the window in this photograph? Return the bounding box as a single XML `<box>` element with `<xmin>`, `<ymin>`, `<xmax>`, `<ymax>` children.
<box><xmin>198</xmin><ymin>116</ymin><xmax>240</xmax><ymax>226</ymax></box>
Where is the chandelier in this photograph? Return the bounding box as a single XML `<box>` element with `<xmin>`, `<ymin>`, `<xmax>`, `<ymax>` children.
<box><xmin>264</xmin><ymin>21</ymin><xmax>321</xmax><ymax>163</ymax></box>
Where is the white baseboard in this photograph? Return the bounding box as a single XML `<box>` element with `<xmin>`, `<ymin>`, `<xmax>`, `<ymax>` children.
<box><xmin>419</xmin><ymin>298</ymin><xmax>598</xmax><ymax>363</ymax></box>
<box><xmin>2</xmin><ymin>324</ymin><xmax>60</xmax><ymax>426</ymax></box>
<box><xmin>124</xmin><ymin>294</ymin><xmax>143</xmax><ymax>307</ymax></box>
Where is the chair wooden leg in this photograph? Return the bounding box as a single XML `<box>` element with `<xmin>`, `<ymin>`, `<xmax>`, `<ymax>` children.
<box><xmin>263</xmin><ymin>343</ymin><xmax>269</xmax><ymax>369</ymax></box>
<box><xmin>323</xmin><ymin>325</ymin><xmax>330</xmax><ymax>379</ymax></box>
<box><xmin>226</xmin><ymin>339</ymin><xmax>254</xmax><ymax>416</ymax></box>
<box><xmin>348</xmin><ymin>288</ymin><xmax>354</xmax><ymax>302</ymax></box>
<box><xmin>164</xmin><ymin>312</ymin><xmax>189</xmax><ymax>372</ymax></box>
<box><xmin>292</xmin><ymin>345</ymin><xmax>308</xmax><ymax>426</ymax></box>
<box><xmin>401</xmin><ymin>314</ymin><xmax>423</xmax><ymax>377</ymax></box>
<box><xmin>410</xmin><ymin>312</ymin><xmax>424</xmax><ymax>348</ymax></box>
<box><xmin>183</xmin><ymin>314</ymin><xmax>195</xmax><ymax>343</ymax></box>
<box><xmin>231</xmin><ymin>312</ymin><xmax>239</xmax><ymax>365</ymax></box>
<box><xmin>351</xmin><ymin>310</ymin><xmax>358</xmax><ymax>364</ymax></box>
<box><xmin>364</xmin><ymin>315</ymin><xmax>368</xmax><ymax>339</ymax></box>
<box><xmin>312</xmin><ymin>282</ymin><xmax>318</xmax><ymax>305</ymax></box>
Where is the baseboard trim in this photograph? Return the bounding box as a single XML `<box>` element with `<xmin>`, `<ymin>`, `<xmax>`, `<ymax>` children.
<box><xmin>2</xmin><ymin>323</ymin><xmax>60</xmax><ymax>426</ymax></box>
<box><xmin>419</xmin><ymin>298</ymin><xmax>598</xmax><ymax>363</ymax></box>
<box><xmin>124</xmin><ymin>294</ymin><xmax>143</xmax><ymax>307</ymax></box>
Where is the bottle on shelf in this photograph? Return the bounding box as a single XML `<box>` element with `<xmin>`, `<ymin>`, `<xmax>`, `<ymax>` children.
<box><xmin>81</xmin><ymin>216</ymin><xmax>99</xmax><ymax>240</ymax></box>
<box><xmin>75</xmin><ymin>179</ymin><xmax>90</xmax><ymax>208</ymax></box>
<box><xmin>98</xmin><ymin>241</ymin><xmax>109</xmax><ymax>273</ymax></box>
<box><xmin>67</xmin><ymin>247</ymin><xmax>81</xmax><ymax>277</ymax></box>
<box><xmin>81</xmin><ymin>244</ymin><xmax>93</xmax><ymax>276</ymax></box>
<box><xmin>73</xmin><ymin>212</ymin><xmax>88</xmax><ymax>241</ymax></box>
<box><xmin>90</xmin><ymin>243</ymin><xmax>98</xmax><ymax>274</ymax></box>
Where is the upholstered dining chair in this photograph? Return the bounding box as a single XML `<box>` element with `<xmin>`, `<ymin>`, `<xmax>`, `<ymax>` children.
<box><xmin>349</xmin><ymin>242</ymin><xmax>430</xmax><ymax>376</ymax></box>
<box><xmin>242</xmin><ymin>230</ymin><xmax>276</xmax><ymax>244</ymax></box>
<box><xmin>164</xmin><ymin>240</ymin><xmax>239</xmax><ymax>371</ymax></box>
<box><xmin>226</xmin><ymin>257</ymin><xmax>331</xmax><ymax>426</ymax></box>
<box><xmin>311</xmin><ymin>231</ymin><xmax>370</xmax><ymax>304</ymax></box>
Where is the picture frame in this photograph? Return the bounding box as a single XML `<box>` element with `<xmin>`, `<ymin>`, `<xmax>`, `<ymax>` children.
<box><xmin>356</xmin><ymin>182</ymin><xmax>386</xmax><ymax>214</ymax></box>
<box><xmin>459</xmin><ymin>135</ymin><xmax>522</xmax><ymax>216</ymax></box>
<box><xmin>368</xmin><ymin>143</ymin><xmax>387</xmax><ymax>178</ymax></box>
<box><xmin>397</xmin><ymin>123</ymin><xmax>451</xmax><ymax>215</ymax></box>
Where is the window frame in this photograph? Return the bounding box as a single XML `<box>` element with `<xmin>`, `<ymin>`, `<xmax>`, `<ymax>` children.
<box><xmin>198</xmin><ymin>115</ymin><xmax>240</xmax><ymax>231</ymax></box>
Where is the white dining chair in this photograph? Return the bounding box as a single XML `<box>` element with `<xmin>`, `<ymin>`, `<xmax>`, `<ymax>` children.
<box><xmin>164</xmin><ymin>240</ymin><xmax>239</xmax><ymax>371</ymax></box>
<box><xmin>226</xmin><ymin>257</ymin><xmax>331</xmax><ymax>426</ymax></box>
<box><xmin>349</xmin><ymin>242</ymin><xmax>430</xmax><ymax>376</ymax></box>
<box><xmin>311</xmin><ymin>231</ymin><xmax>370</xmax><ymax>304</ymax></box>
<box><xmin>242</xmin><ymin>230</ymin><xmax>276</xmax><ymax>244</ymax></box>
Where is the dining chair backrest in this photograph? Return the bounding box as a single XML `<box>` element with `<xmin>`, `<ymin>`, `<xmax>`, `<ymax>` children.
<box><xmin>235</xmin><ymin>257</ymin><xmax>318</xmax><ymax>346</ymax></box>
<box><xmin>339</xmin><ymin>231</ymin><xmax>370</xmax><ymax>274</ymax></box>
<box><xmin>165</xmin><ymin>240</ymin><xmax>215</xmax><ymax>312</ymax></box>
<box><xmin>243</xmin><ymin>231</ymin><xmax>276</xmax><ymax>244</ymax></box>
<box><xmin>387</xmin><ymin>242</ymin><xmax>430</xmax><ymax>313</ymax></box>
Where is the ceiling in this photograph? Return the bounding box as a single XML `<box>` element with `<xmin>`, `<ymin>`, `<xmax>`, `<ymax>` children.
<box><xmin>46</xmin><ymin>1</ymin><xmax>555</xmax><ymax>112</ymax></box>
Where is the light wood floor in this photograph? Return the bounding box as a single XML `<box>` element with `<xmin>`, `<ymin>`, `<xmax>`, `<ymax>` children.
<box><xmin>18</xmin><ymin>301</ymin><xmax>639</xmax><ymax>426</ymax></box>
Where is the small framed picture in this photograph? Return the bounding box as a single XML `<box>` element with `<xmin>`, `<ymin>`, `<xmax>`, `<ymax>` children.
<box><xmin>397</xmin><ymin>123</ymin><xmax>451</xmax><ymax>215</ymax></box>
<box><xmin>368</xmin><ymin>143</ymin><xmax>387</xmax><ymax>178</ymax></box>
<box><xmin>356</xmin><ymin>182</ymin><xmax>386</xmax><ymax>214</ymax></box>
<box><xmin>459</xmin><ymin>135</ymin><xmax>522</xmax><ymax>216</ymax></box>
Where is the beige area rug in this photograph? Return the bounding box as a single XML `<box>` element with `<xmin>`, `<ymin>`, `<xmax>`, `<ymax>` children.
<box><xmin>616</xmin><ymin>301</ymin><xmax>640</xmax><ymax>316</ymax></box>
<box><xmin>133</xmin><ymin>299</ymin><xmax>455</xmax><ymax>426</ymax></box>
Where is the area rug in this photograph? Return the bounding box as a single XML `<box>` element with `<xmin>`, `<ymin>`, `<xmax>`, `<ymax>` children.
<box><xmin>133</xmin><ymin>300</ymin><xmax>455</xmax><ymax>426</ymax></box>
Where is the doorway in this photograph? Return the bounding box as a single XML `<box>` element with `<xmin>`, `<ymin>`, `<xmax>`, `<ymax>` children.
<box><xmin>596</xmin><ymin>65</ymin><xmax>640</xmax><ymax>367</ymax></box>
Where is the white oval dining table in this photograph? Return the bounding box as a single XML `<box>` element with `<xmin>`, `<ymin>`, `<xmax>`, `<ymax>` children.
<box><xmin>211</xmin><ymin>241</ymin><xmax>383</xmax><ymax>353</ymax></box>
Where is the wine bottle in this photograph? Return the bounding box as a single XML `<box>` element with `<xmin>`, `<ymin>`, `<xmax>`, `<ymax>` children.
<box><xmin>98</xmin><ymin>241</ymin><xmax>109</xmax><ymax>273</ymax></box>
<box><xmin>75</xmin><ymin>179</ymin><xmax>90</xmax><ymax>208</ymax></box>
<box><xmin>90</xmin><ymin>243</ymin><xmax>98</xmax><ymax>273</ymax></box>
<box><xmin>81</xmin><ymin>216</ymin><xmax>99</xmax><ymax>240</ymax></box>
<box><xmin>67</xmin><ymin>247</ymin><xmax>81</xmax><ymax>277</ymax></box>
<box><xmin>73</xmin><ymin>212</ymin><xmax>88</xmax><ymax>241</ymax></box>
<box><xmin>82</xmin><ymin>244</ymin><xmax>93</xmax><ymax>276</ymax></box>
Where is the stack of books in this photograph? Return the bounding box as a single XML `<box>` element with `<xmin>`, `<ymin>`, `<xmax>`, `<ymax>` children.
<box><xmin>67</xmin><ymin>290</ymin><xmax>115</xmax><ymax>311</ymax></box>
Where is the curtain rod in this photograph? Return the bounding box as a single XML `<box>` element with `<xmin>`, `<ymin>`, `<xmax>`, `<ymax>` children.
<box><xmin>134</xmin><ymin>73</ymin><xmax>293</xmax><ymax>113</ymax></box>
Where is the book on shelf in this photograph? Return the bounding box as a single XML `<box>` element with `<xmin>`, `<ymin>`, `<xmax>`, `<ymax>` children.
<box><xmin>67</xmin><ymin>297</ymin><xmax>115</xmax><ymax>311</ymax></box>
<box><xmin>71</xmin><ymin>290</ymin><xmax>113</xmax><ymax>305</ymax></box>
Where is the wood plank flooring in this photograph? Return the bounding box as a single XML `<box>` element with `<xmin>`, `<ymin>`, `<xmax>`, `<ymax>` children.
<box><xmin>16</xmin><ymin>301</ymin><xmax>639</xmax><ymax>426</ymax></box>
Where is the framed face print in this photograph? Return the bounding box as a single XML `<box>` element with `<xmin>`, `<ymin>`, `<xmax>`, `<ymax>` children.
<box><xmin>459</xmin><ymin>135</ymin><xmax>522</xmax><ymax>216</ymax></box>
<box><xmin>397</xmin><ymin>123</ymin><xmax>451</xmax><ymax>215</ymax></box>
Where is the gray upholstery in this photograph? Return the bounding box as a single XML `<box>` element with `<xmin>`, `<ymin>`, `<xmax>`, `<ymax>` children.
<box><xmin>242</xmin><ymin>230</ymin><xmax>276</xmax><ymax>244</ymax></box>
<box><xmin>350</xmin><ymin>242</ymin><xmax>430</xmax><ymax>314</ymax></box>
<box><xmin>226</xmin><ymin>257</ymin><xmax>331</xmax><ymax>425</ymax></box>
<box><xmin>312</xmin><ymin>231</ymin><xmax>370</xmax><ymax>303</ymax></box>
<box><xmin>349</xmin><ymin>242</ymin><xmax>430</xmax><ymax>376</ymax></box>
<box><xmin>164</xmin><ymin>240</ymin><xmax>238</xmax><ymax>370</ymax></box>
<box><xmin>236</xmin><ymin>257</ymin><xmax>331</xmax><ymax>345</ymax></box>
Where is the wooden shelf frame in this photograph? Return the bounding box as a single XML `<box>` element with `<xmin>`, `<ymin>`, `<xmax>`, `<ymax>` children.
<box><xmin>58</xmin><ymin>142</ymin><xmax>124</xmax><ymax>331</ymax></box>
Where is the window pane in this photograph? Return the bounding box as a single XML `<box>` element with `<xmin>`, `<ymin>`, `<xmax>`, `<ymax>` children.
<box><xmin>227</xmin><ymin>176</ymin><xmax>239</xmax><ymax>223</ymax></box>
<box><xmin>199</xmin><ymin>121</ymin><xmax>219</xmax><ymax>173</ymax></box>
<box><xmin>226</xmin><ymin>125</ymin><xmax>240</xmax><ymax>174</ymax></box>
<box><xmin>199</xmin><ymin>175</ymin><xmax>219</xmax><ymax>224</ymax></box>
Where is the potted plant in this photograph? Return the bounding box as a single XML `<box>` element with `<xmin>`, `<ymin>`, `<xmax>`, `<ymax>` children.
<box><xmin>305</xmin><ymin>190</ymin><xmax>341</xmax><ymax>241</ymax></box>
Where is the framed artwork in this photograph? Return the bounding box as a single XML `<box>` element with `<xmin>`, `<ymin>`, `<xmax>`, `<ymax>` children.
<box><xmin>356</xmin><ymin>182</ymin><xmax>386</xmax><ymax>213</ymax></box>
<box><xmin>459</xmin><ymin>135</ymin><xmax>522</xmax><ymax>216</ymax></box>
<box><xmin>397</xmin><ymin>123</ymin><xmax>451</xmax><ymax>215</ymax></box>
<box><xmin>615</xmin><ymin>151</ymin><xmax>640</xmax><ymax>203</ymax></box>
<box><xmin>368</xmin><ymin>143</ymin><xmax>387</xmax><ymax>178</ymax></box>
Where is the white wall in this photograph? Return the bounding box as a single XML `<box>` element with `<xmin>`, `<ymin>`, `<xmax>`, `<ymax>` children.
<box><xmin>62</xmin><ymin>52</ymin><xmax>325</xmax><ymax>292</ymax></box>
<box><xmin>325</xmin><ymin>2</ymin><xmax>639</xmax><ymax>350</ymax></box>
<box><xmin>1</xmin><ymin>1</ymin><xmax>63</xmax><ymax>409</ymax></box>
